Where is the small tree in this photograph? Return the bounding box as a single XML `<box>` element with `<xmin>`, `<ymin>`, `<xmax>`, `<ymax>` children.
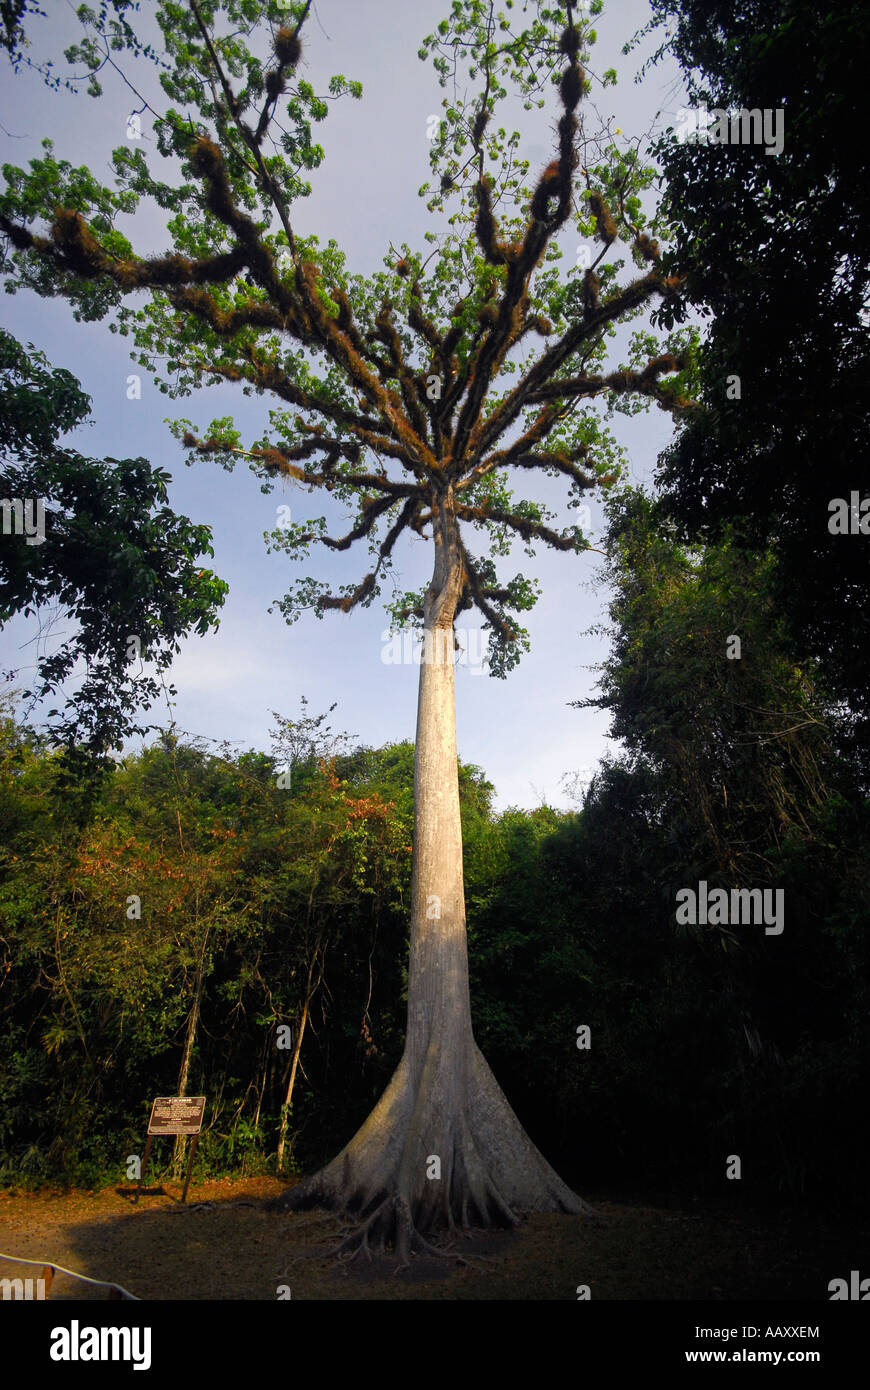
<box><xmin>0</xmin><ymin>0</ymin><xmax>694</xmax><ymax>1259</ymax></box>
<box><xmin>0</xmin><ymin>330</ymin><xmax>227</xmax><ymax>756</ymax></box>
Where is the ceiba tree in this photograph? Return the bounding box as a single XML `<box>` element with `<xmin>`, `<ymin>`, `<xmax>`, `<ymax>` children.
<box><xmin>0</xmin><ymin>0</ymin><xmax>694</xmax><ymax>1260</ymax></box>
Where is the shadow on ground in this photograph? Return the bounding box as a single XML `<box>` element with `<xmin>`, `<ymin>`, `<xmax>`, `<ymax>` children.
<box><xmin>0</xmin><ymin>1177</ymin><xmax>863</xmax><ymax>1300</ymax></box>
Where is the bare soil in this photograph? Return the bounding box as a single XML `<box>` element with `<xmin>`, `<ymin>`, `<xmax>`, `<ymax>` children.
<box><xmin>0</xmin><ymin>1177</ymin><xmax>861</xmax><ymax>1300</ymax></box>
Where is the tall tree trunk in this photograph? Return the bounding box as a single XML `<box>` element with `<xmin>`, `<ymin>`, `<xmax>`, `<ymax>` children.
<box><xmin>275</xmin><ymin>932</ymin><xmax>324</xmax><ymax>1174</ymax></box>
<box><xmin>173</xmin><ymin>902</ymin><xmax>205</xmax><ymax>1176</ymax></box>
<box><xmin>271</xmin><ymin>496</ymin><xmax>591</xmax><ymax>1259</ymax></box>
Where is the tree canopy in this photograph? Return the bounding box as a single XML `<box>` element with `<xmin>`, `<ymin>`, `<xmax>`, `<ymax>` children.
<box><xmin>0</xmin><ymin>0</ymin><xmax>696</xmax><ymax>679</ymax></box>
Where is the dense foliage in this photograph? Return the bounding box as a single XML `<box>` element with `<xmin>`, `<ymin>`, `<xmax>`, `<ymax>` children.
<box><xmin>1</xmin><ymin>0</ymin><xmax>867</xmax><ymax>1229</ymax></box>
<box><xmin>630</xmin><ymin>0</ymin><xmax>870</xmax><ymax>764</ymax></box>
<box><xmin>0</xmin><ymin>330</ymin><xmax>227</xmax><ymax>755</ymax></box>
<box><xmin>2</xmin><ymin>644</ymin><xmax>867</xmax><ymax>1210</ymax></box>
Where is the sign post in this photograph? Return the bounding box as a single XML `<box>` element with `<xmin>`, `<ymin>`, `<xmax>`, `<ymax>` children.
<box><xmin>134</xmin><ymin>1096</ymin><xmax>206</xmax><ymax>1205</ymax></box>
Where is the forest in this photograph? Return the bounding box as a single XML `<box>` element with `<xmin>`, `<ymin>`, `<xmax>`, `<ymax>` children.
<box><xmin>3</xmin><ymin>489</ymin><xmax>868</xmax><ymax>1212</ymax></box>
<box><xmin>0</xmin><ymin>0</ymin><xmax>868</xmax><ymax>1311</ymax></box>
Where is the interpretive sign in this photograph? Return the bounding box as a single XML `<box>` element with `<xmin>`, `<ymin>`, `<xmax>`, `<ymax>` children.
<box><xmin>147</xmin><ymin>1095</ymin><xmax>206</xmax><ymax>1137</ymax></box>
<box><xmin>134</xmin><ymin>1095</ymin><xmax>207</xmax><ymax>1204</ymax></box>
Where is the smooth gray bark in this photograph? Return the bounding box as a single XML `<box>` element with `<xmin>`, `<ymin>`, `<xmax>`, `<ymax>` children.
<box><xmin>272</xmin><ymin>497</ymin><xmax>591</xmax><ymax>1258</ymax></box>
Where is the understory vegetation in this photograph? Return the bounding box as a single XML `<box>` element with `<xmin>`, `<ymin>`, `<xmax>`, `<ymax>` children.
<box><xmin>3</xmin><ymin>500</ymin><xmax>867</xmax><ymax>1212</ymax></box>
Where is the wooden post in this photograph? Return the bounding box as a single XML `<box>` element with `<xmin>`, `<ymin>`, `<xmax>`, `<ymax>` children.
<box><xmin>180</xmin><ymin>1132</ymin><xmax>199</xmax><ymax>1204</ymax></box>
<box><xmin>133</xmin><ymin>1133</ymin><xmax>153</xmax><ymax>1206</ymax></box>
<box><xmin>135</xmin><ymin>1097</ymin><xmax>206</xmax><ymax>1206</ymax></box>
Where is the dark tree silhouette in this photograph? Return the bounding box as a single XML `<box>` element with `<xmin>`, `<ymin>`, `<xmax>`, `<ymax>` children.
<box><xmin>630</xmin><ymin>0</ymin><xmax>870</xmax><ymax>764</ymax></box>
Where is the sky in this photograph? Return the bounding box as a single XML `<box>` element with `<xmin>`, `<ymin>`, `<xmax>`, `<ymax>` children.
<box><xmin>0</xmin><ymin>0</ymin><xmax>689</xmax><ymax>810</ymax></box>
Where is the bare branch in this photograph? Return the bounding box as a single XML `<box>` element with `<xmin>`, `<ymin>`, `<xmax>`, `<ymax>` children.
<box><xmin>457</xmin><ymin>502</ymin><xmax>582</xmax><ymax>552</ymax></box>
<box><xmin>316</xmin><ymin>497</ymin><xmax>418</xmax><ymax>613</ymax></box>
<box><xmin>467</xmin><ymin>269</ymin><xmax>677</xmax><ymax>466</ymax></box>
<box><xmin>456</xmin><ymin>535</ymin><xmax>517</xmax><ymax>642</ymax></box>
<box><xmin>527</xmin><ymin>353</ymin><xmax>686</xmax><ymax>409</ymax></box>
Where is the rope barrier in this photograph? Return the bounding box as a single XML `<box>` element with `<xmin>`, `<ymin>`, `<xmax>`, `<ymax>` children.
<box><xmin>0</xmin><ymin>1250</ymin><xmax>140</xmax><ymax>1300</ymax></box>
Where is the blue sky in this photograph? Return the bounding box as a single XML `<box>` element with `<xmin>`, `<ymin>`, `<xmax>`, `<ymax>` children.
<box><xmin>0</xmin><ymin>0</ymin><xmax>688</xmax><ymax>809</ymax></box>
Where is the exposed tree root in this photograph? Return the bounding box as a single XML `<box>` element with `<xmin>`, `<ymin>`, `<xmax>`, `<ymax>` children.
<box><xmin>274</xmin><ymin>1158</ymin><xmax>578</xmax><ymax>1274</ymax></box>
<box><xmin>170</xmin><ymin>1198</ymin><xmax>261</xmax><ymax>1213</ymax></box>
<box><xmin>319</xmin><ymin>1194</ymin><xmax>465</xmax><ymax>1270</ymax></box>
<box><xmin>268</xmin><ymin>1031</ymin><xmax>596</xmax><ymax>1267</ymax></box>
<box><xmin>288</xmin><ymin>1212</ymin><xmax>344</xmax><ymax>1233</ymax></box>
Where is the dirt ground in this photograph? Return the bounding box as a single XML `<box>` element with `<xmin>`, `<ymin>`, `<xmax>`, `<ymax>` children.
<box><xmin>0</xmin><ymin>1176</ymin><xmax>862</xmax><ymax>1300</ymax></box>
